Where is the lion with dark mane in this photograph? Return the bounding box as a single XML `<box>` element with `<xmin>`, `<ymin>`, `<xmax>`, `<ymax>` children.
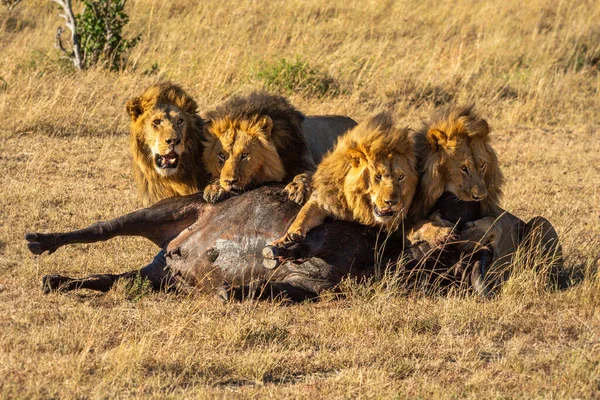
<box><xmin>126</xmin><ymin>82</ymin><xmax>209</xmax><ymax>206</ymax></box>
<box><xmin>272</xmin><ymin>111</ymin><xmax>419</xmax><ymax>246</ymax></box>
<box><xmin>202</xmin><ymin>91</ymin><xmax>317</xmax><ymax>204</ymax></box>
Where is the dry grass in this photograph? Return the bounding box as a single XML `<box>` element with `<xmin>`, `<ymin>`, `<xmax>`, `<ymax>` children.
<box><xmin>1</xmin><ymin>0</ymin><xmax>599</xmax><ymax>398</ymax></box>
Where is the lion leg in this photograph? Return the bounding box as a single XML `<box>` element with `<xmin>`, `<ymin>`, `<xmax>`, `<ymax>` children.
<box><xmin>408</xmin><ymin>213</ymin><xmax>458</xmax><ymax>247</ymax></box>
<box><xmin>284</xmin><ymin>172</ymin><xmax>313</xmax><ymax>205</ymax></box>
<box><xmin>42</xmin><ymin>250</ymin><xmax>175</xmax><ymax>294</ymax></box>
<box><xmin>270</xmin><ymin>199</ymin><xmax>328</xmax><ymax>247</ymax></box>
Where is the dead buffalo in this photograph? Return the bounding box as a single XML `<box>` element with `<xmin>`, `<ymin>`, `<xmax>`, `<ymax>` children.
<box><xmin>26</xmin><ymin>186</ymin><xmax>493</xmax><ymax>301</ymax></box>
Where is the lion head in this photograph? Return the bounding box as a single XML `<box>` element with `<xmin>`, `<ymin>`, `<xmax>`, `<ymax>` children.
<box><xmin>126</xmin><ymin>82</ymin><xmax>209</xmax><ymax>205</ymax></box>
<box><xmin>313</xmin><ymin>112</ymin><xmax>418</xmax><ymax>230</ymax></box>
<box><xmin>201</xmin><ymin>92</ymin><xmax>311</xmax><ymax>201</ymax></box>
<box><xmin>414</xmin><ymin>105</ymin><xmax>504</xmax><ymax>218</ymax></box>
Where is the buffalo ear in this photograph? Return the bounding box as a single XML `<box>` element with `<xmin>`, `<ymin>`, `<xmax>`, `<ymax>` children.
<box><xmin>346</xmin><ymin>148</ymin><xmax>366</xmax><ymax>168</ymax></box>
<box><xmin>426</xmin><ymin>128</ymin><xmax>452</xmax><ymax>151</ymax></box>
<box><xmin>257</xmin><ymin>115</ymin><xmax>273</xmax><ymax>137</ymax></box>
<box><xmin>125</xmin><ymin>97</ymin><xmax>144</xmax><ymax>122</ymax></box>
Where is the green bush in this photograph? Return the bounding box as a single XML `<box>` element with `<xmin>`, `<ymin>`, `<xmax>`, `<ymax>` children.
<box><xmin>255</xmin><ymin>58</ymin><xmax>338</xmax><ymax>97</ymax></box>
<box><xmin>76</xmin><ymin>0</ymin><xmax>139</xmax><ymax>70</ymax></box>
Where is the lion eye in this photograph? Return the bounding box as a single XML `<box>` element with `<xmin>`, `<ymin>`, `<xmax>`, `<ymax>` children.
<box><xmin>398</xmin><ymin>173</ymin><xmax>405</xmax><ymax>182</ymax></box>
<box><xmin>218</xmin><ymin>152</ymin><xmax>226</xmax><ymax>160</ymax></box>
<box><xmin>240</xmin><ymin>153</ymin><xmax>249</xmax><ymax>160</ymax></box>
<box><xmin>461</xmin><ymin>165</ymin><xmax>469</xmax><ymax>175</ymax></box>
<box><xmin>374</xmin><ymin>174</ymin><xmax>382</xmax><ymax>182</ymax></box>
<box><xmin>153</xmin><ymin>119</ymin><xmax>162</xmax><ymax>126</ymax></box>
<box><xmin>177</xmin><ymin>118</ymin><xmax>184</xmax><ymax>125</ymax></box>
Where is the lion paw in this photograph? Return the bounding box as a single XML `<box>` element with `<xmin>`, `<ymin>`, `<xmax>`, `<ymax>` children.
<box><xmin>462</xmin><ymin>217</ymin><xmax>500</xmax><ymax>246</ymax></box>
<box><xmin>412</xmin><ymin>224</ymin><xmax>457</xmax><ymax>247</ymax></box>
<box><xmin>284</xmin><ymin>173</ymin><xmax>311</xmax><ymax>205</ymax></box>
<box><xmin>203</xmin><ymin>181</ymin><xmax>231</xmax><ymax>203</ymax></box>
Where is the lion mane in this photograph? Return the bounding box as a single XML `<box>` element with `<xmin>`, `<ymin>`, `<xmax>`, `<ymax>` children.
<box><xmin>126</xmin><ymin>82</ymin><xmax>209</xmax><ymax>206</ymax></box>
<box><xmin>411</xmin><ymin>105</ymin><xmax>505</xmax><ymax>221</ymax></box>
<box><xmin>272</xmin><ymin>111</ymin><xmax>418</xmax><ymax>246</ymax></box>
<box><xmin>312</xmin><ymin>112</ymin><xmax>418</xmax><ymax>227</ymax></box>
<box><xmin>201</xmin><ymin>91</ymin><xmax>313</xmax><ymax>202</ymax></box>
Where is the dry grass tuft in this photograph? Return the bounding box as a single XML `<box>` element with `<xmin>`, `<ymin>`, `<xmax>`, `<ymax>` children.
<box><xmin>1</xmin><ymin>0</ymin><xmax>599</xmax><ymax>397</ymax></box>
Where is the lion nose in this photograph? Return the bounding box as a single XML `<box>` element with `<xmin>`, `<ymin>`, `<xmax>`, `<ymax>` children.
<box><xmin>224</xmin><ymin>179</ymin><xmax>238</xmax><ymax>186</ymax></box>
<box><xmin>471</xmin><ymin>186</ymin><xmax>487</xmax><ymax>200</ymax></box>
<box><xmin>384</xmin><ymin>199</ymin><xmax>399</xmax><ymax>206</ymax></box>
<box><xmin>166</xmin><ymin>137</ymin><xmax>181</xmax><ymax>146</ymax></box>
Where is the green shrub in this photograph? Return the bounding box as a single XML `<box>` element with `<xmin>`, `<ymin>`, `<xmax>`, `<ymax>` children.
<box><xmin>255</xmin><ymin>58</ymin><xmax>338</xmax><ymax>97</ymax></box>
<box><xmin>76</xmin><ymin>0</ymin><xmax>140</xmax><ymax>70</ymax></box>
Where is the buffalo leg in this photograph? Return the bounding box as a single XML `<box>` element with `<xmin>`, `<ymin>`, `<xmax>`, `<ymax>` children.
<box><xmin>26</xmin><ymin>194</ymin><xmax>202</xmax><ymax>255</ymax></box>
<box><xmin>42</xmin><ymin>250</ymin><xmax>173</xmax><ymax>293</ymax></box>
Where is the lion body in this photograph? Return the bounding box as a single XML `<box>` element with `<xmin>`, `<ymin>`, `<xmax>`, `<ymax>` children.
<box><xmin>126</xmin><ymin>83</ymin><xmax>210</xmax><ymax>206</ymax></box>
<box><xmin>274</xmin><ymin>111</ymin><xmax>419</xmax><ymax>246</ymax></box>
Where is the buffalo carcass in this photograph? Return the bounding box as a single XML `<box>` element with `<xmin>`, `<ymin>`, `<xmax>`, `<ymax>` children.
<box><xmin>25</xmin><ymin>186</ymin><xmax>491</xmax><ymax>301</ymax></box>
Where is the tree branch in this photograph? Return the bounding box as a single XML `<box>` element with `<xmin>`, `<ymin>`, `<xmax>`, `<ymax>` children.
<box><xmin>51</xmin><ymin>0</ymin><xmax>83</xmax><ymax>69</ymax></box>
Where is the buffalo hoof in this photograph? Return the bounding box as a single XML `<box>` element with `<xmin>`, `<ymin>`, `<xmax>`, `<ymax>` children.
<box><xmin>470</xmin><ymin>249</ymin><xmax>494</xmax><ymax>298</ymax></box>
<box><xmin>25</xmin><ymin>233</ymin><xmax>59</xmax><ymax>255</ymax></box>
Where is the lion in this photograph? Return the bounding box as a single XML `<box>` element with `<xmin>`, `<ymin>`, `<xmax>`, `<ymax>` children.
<box><xmin>272</xmin><ymin>111</ymin><xmax>419</xmax><ymax>246</ymax></box>
<box><xmin>202</xmin><ymin>91</ymin><xmax>319</xmax><ymax>204</ymax></box>
<box><xmin>125</xmin><ymin>84</ymin><xmax>357</xmax><ymax>206</ymax></box>
<box><xmin>407</xmin><ymin>105</ymin><xmax>563</xmax><ymax>295</ymax></box>
<box><xmin>407</xmin><ymin>105</ymin><xmax>504</xmax><ymax>245</ymax></box>
<box><xmin>126</xmin><ymin>82</ymin><xmax>210</xmax><ymax>206</ymax></box>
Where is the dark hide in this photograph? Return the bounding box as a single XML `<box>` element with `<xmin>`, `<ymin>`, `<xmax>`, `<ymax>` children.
<box><xmin>26</xmin><ymin>186</ymin><xmax>490</xmax><ymax>301</ymax></box>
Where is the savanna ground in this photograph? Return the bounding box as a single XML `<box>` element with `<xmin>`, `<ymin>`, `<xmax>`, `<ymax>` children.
<box><xmin>1</xmin><ymin>0</ymin><xmax>599</xmax><ymax>397</ymax></box>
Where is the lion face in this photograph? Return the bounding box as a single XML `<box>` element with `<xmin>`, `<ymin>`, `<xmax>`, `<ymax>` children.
<box><xmin>345</xmin><ymin>150</ymin><xmax>418</xmax><ymax>228</ymax></box>
<box><xmin>437</xmin><ymin>137</ymin><xmax>489</xmax><ymax>202</ymax></box>
<box><xmin>202</xmin><ymin>116</ymin><xmax>285</xmax><ymax>193</ymax></box>
<box><xmin>424</xmin><ymin>108</ymin><xmax>500</xmax><ymax>205</ymax></box>
<box><xmin>141</xmin><ymin>107</ymin><xmax>192</xmax><ymax>177</ymax></box>
<box><xmin>126</xmin><ymin>83</ymin><xmax>199</xmax><ymax>179</ymax></box>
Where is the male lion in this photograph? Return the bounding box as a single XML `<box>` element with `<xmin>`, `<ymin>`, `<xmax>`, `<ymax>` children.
<box><xmin>408</xmin><ymin>105</ymin><xmax>563</xmax><ymax>295</ymax></box>
<box><xmin>202</xmin><ymin>92</ymin><xmax>318</xmax><ymax>204</ymax></box>
<box><xmin>272</xmin><ymin>111</ymin><xmax>419</xmax><ymax>246</ymax></box>
<box><xmin>126</xmin><ymin>82</ymin><xmax>210</xmax><ymax>206</ymax></box>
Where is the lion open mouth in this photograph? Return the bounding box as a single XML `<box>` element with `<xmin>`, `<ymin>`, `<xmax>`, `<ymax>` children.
<box><xmin>155</xmin><ymin>152</ymin><xmax>179</xmax><ymax>169</ymax></box>
<box><xmin>373</xmin><ymin>205</ymin><xmax>395</xmax><ymax>218</ymax></box>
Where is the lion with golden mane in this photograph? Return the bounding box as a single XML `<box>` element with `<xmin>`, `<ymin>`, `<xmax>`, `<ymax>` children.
<box><xmin>202</xmin><ymin>92</ymin><xmax>330</xmax><ymax>204</ymax></box>
<box><xmin>126</xmin><ymin>84</ymin><xmax>357</xmax><ymax>206</ymax></box>
<box><xmin>408</xmin><ymin>105</ymin><xmax>563</xmax><ymax>295</ymax></box>
<box><xmin>272</xmin><ymin>111</ymin><xmax>419</xmax><ymax>246</ymax></box>
<box><xmin>126</xmin><ymin>82</ymin><xmax>210</xmax><ymax>206</ymax></box>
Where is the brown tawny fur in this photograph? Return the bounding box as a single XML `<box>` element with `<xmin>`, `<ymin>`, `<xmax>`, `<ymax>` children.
<box><xmin>411</xmin><ymin>104</ymin><xmax>505</xmax><ymax>221</ymax></box>
<box><xmin>273</xmin><ymin>111</ymin><xmax>419</xmax><ymax>246</ymax></box>
<box><xmin>201</xmin><ymin>91</ymin><xmax>312</xmax><ymax>203</ymax></box>
<box><xmin>126</xmin><ymin>82</ymin><xmax>209</xmax><ymax>206</ymax></box>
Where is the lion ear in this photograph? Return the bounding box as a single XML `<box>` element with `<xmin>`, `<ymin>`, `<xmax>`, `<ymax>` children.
<box><xmin>126</xmin><ymin>97</ymin><xmax>144</xmax><ymax>122</ymax></box>
<box><xmin>346</xmin><ymin>148</ymin><xmax>366</xmax><ymax>168</ymax></box>
<box><xmin>467</xmin><ymin>118</ymin><xmax>490</xmax><ymax>138</ymax></box>
<box><xmin>202</xmin><ymin>123</ymin><xmax>217</xmax><ymax>141</ymax></box>
<box><xmin>257</xmin><ymin>115</ymin><xmax>273</xmax><ymax>137</ymax></box>
<box><xmin>426</xmin><ymin>128</ymin><xmax>454</xmax><ymax>151</ymax></box>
